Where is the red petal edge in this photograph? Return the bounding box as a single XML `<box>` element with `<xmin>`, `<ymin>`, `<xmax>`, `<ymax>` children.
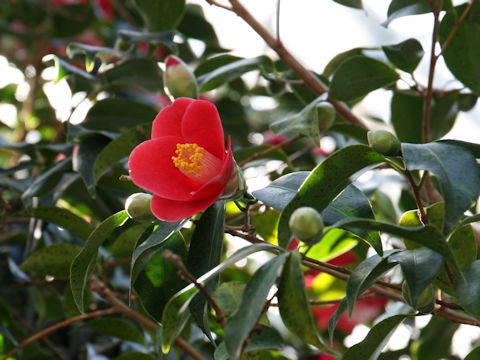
<box><xmin>151</xmin><ymin>98</ymin><xmax>194</xmax><ymax>138</ymax></box>
<box><xmin>151</xmin><ymin>194</ymin><xmax>218</xmax><ymax>222</ymax></box>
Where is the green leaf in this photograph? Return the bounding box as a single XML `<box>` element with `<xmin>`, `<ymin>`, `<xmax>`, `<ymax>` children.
<box><xmin>82</xmin><ymin>318</ymin><xmax>145</xmax><ymax>344</ymax></box>
<box><xmin>115</xmin><ymin>352</ymin><xmax>157</xmax><ymax>360</ymax></box>
<box><xmin>16</xmin><ymin>206</ymin><xmax>93</xmax><ymax>240</ymax></box>
<box><xmin>52</xmin><ymin>3</ymin><xmax>95</xmax><ymax>38</ymax></box>
<box><xmin>389</xmin><ymin>248</ymin><xmax>443</xmax><ymax>308</ymax></box>
<box><xmin>117</xmin><ymin>29</ymin><xmax>177</xmax><ymax>51</ymax></box>
<box><xmin>234</xmin><ymin>145</ymin><xmax>291</xmax><ymax>169</ymax></box>
<box><xmin>440</xmin><ymin>2</ymin><xmax>480</xmax><ymax>94</ymax></box>
<box><xmin>93</xmin><ymin>124</ymin><xmax>151</xmax><ymax>183</ymax></box>
<box><xmin>382</xmin><ymin>38</ymin><xmax>424</xmax><ymax>73</ymax></box>
<box><xmin>70</xmin><ymin>211</ymin><xmax>129</xmax><ymax>312</ymax></box>
<box><xmin>224</xmin><ymin>253</ymin><xmax>289</xmax><ymax>360</ymax></box>
<box><xmin>133</xmin><ymin>0</ymin><xmax>185</xmax><ymax>32</ymax></box>
<box><xmin>73</xmin><ymin>135</ymin><xmax>110</xmax><ymax>196</ymax></box>
<box><xmin>327</xmin><ymin>297</ymin><xmax>348</xmax><ymax>341</ymax></box>
<box><xmin>197</xmin><ymin>56</ymin><xmax>273</xmax><ymax>92</ymax></box>
<box><xmin>186</xmin><ymin>201</ymin><xmax>226</xmax><ymax>339</ymax></box>
<box><xmin>412</xmin><ymin>316</ymin><xmax>459</xmax><ymax>360</ymax></box>
<box><xmin>21</xmin><ymin>244</ymin><xmax>82</xmax><ymax>279</ymax></box>
<box><xmin>323</xmin><ymin>48</ymin><xmax>366</xmax><ymax>78</ymax></box>
<box><xmin>112</xmin><ymin>223</ymin><xmax>152</xmax><ymax>259</ymax></box>
<box><xmin>277</xmin><ymin>145</ymin><xmax>385</xmax><ymax>249</ymax></box>
<box><xmin>342</xmin><ymin>315</ymin><xmax>411</xmax><ymax>360</ymax></box>
<box><xmin>104</xmin><ymin>59</ymin><xmax>164</xmax><ymax>93</ymax></box>
<box><xmin>22</xmin><ymin>158</ymin><xmax>72</xmax><ymax>199</ymax></box>
<box><xmin>277</xmin><ymin>251</ymin><xmax>329</xmax><ymax>351</ymax></box>
<box><xmin>134</xmin><ymin>232</ymin><xmax>187</xmax><ymax>322</ymax></box>
<box><xmin>195</xmin><ymin>54</ymin><xmax>242</xmax><ymax>77</ymax></box>
<box><xmin>67</xmin><ymin>43</ymin><xmax>121</xmax><ymax>72</ymax></box>
<box><xmin>329</xmin><ymin>123</ymin><xmax>368</xmax><ymax>144</ymax></box>
<box><xmin>333</xmin><ymin>0</ymin><xmax>363</xmax><ymax>10</ymax></box>
<box><xmin>83</xmin><ymin>99</ymin><xmax>157</xmax><ymax>133</ymax></box>
<box><xmin>384</xmin><ymin>0</ymin><xmax>441</xmax><ymax>27</ymax></box>
<box><xmin>44</xmin><ymin>54</ymin><xmax>98</xmax><ymax>83</ymax></box>
<box><xmin>402</xmin><ymin>142</ymin><xmax>480</xmax><ymax>231</ymax></box>
<box><xmin>270</xmin><ymin>97</ymin><xmax>325</xmax><ymax>146</ymax></box>
<box><xmin>390</xmin><ymin>91</ymin><xmax>423</xmax><ymax>144</ymax></box>
<box><xmin>213</xmin><ymin>282</ymin><xmax>247</xmax><ymax>318</ymax></box>
<box><xmin>454</xmin><ymin>260</ymin><xmax>480</xmax><ymax>318</ymax></box>
<box><xmin>178</xmin><ymin>4</ymin><xmax>219</xmax><ymax>43</ymax></box>
<box><xmin>329</xmin><ymin>56</ymin><xmax>399</xmax><ymax>101</ymax></box>
<box><xmin>302</xmin><ymin>228</ymin><xmax>357</xmax><ymax>262</ymax></box>
<box><xmin>346</xmin><ymin>250</ymin><xmax>399</xmax><ymax>316</ymax></box>
<box><xmin>449</xmin><ymin>224</ymin><xmax>477</xmax><ymax>269</ymax></box>
<box><xmin>465</xmin><ymin>346</ymin><xmax>480</xmax><ymax>360</ymax></box>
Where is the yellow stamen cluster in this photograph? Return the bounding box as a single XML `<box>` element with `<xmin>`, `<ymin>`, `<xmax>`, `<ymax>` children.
<box><xmin>172</xmin><ymin>143</ymin><xmax>205</xmax><ymax>174</ymax></box>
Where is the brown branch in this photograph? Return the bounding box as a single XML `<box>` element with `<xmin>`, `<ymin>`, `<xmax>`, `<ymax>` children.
<box><xmin>206</xmin><ymin>0</ymin><xmax>233</xmax><ymax>11</ymax></box>
<box><xmin>1</xmin><ymin>308</ymin><xmax>119</xmax><ymax>360</ymax></box>
<box><xmin>238</xmin><ymin>134</ymin><xmax>302</xmax><ymax>167</ymax></box>
<box><xmin>224</xmin><ymin>0</ymin><xmax>367</xmax><ymax>129</ymax></box>
<box><xmin>162</xmin><ymin>250</ymin><xmax>226</xmax><ymax>328</ymax></box>
<box><xmin>440</xmin><ymin>0</ymin><xmax>476</xmax><ymax>55</ymax></box>
<box><xmin>404</xmin><ymin>169</ymin><xmax>429</xmax><ymax>225</ymax></box>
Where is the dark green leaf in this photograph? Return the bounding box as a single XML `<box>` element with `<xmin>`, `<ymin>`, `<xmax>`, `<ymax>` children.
<box><xmin>178</xmin><ymin>4</ymin><xmax>218</xmax><ymax>43</ymax></box>
<box><xmin>213</xmin><ymin>282</ymin><xmax>247</xmax><ymax>318</ymax></box>
<box><xmin>133</xmin><ymin>0</ymin><xmax>185</xmax><ymax>32</ymax></box>
<box><xmin>112</xmin><ymin>223</ymin><xmax>152</xmax><ymax>259</ymax></box>
<box><xmin>21</xmin><ymin>244</ymin><xmax>82</xmax><ymax>278</ymax></box>
<box><xmin>115</xmin><ymin>352</ymin><xmax>157</xmax><ymax>360</ymax></box>
<box><xmin>439</xmin><ymin>139</ymin><xmax>480</xmax><ymax>158</ymax></box>
<box><xmin>22</xmin><ymin>158</ymin><xmax>72</xmax><ymax>199</ymax></box>
<box><xmin>328</xmin><ymin>297</ymin><xmax>348</xmax><ymax>341</ymax></box>
<box><xmin>278</xmin><ymin>145</ymin><xmax>385</xmax><ymax>249</ymax></box>
<box><xmin>67</xmin><ymin>43</ymin><xmax>121</xmax><ymax>72</ymax></box>
<box><xmin>389</xmin><ymin>248</ymin><xmax>443</xmax><ymax>308</ymax></box>
<box><xmin>342</xmin><ymin>315</ymin><xmax>411</xmax><ymax>360</ymax></box>
<box><xmin>465</xmin><ymin>346</ymin><xmax>480</xmax><ymax>360</ymax></box>
<box><xmin>333</xmin><ymin>0</ymin><xmax>363</xmax><ymax>10</ymax></box>
<box><xmin>70</xmin><ymin>211</ymin><xmax>129</xmax><ymax>312</ymax></box>
<box><xmin>329</xmin><ymin>123</ymin><xmax>368</xmax><ymax>144</ymax></box>
<box><xmin>329</xmin><ymin>56</ymin><xmax>399</xmax><ymax>101</ymax></box>
<box><xmin>382</xmin><ymin>38</ymin><xmax>424</xmax><ymax>73</ymax></box>
<box><xmin>44</xmin><ymin>55</ymin><xmax>98</xmax><ymax>83</ymax></box>
<box><xmin>402</xmin><ymin>142</ymin><xmax>480</xmax><ymax>231</ymax></box>
<box><xmin>83</xmin><ymin>99</ymin><xmax>157</xmax><ymax>133</ymax></box>
<box><xmin>73</xmin><ymin>135</ymin><xmax>110</xmax><ymax>196</ymax></box>
<box><xmin>383</xmin><ymin>0</ymin><xmax>450</xmax><ymax>27</ymax></box>
<box><xmin>16</xmin><ymin>206</ymin><xmax>93</xmax><ymax>240</ymax></box>
<box><xmin>83</xmin><ymin>318</ymin><xmax>145</xmax><ymax>344</ymax></box>
<box><xmin>277</xmin><ymin>251</ymin><xmax>329</xmax><ymax>351</ymax></box>
<box><xmin>195</xmin><ymin>54</ymin><xmax>241</xmax><ymax>77</ymax></box>
<box><xmin>105</xmin><ymin>59</ymin><xmax>164</xmax><ymax>93</ymax></box>
<box><xmin>454</xmin><ymin>260</ymin><xmax>480</xmax><ymax>318</ymax></box>
<box><xmin>93</xmin><ymin>123</ymin><xmax>151</xmax><ymax>183</ymax></box>
<box><xmin>390</xmin><ymin>91</ymin><xmax>423</xmax><ymax>143</ymax></box>
<box><xmin>323</xmin><ymin>48</ymin><xmax>366</xmax><ymax>77</ymax></box>
<box><xmin>449</xmin><ymin>224</ymin><xmax>477</xmax><ymax>269</ymax></box>
<box><xmin>412</xmin><ymin>316</ymin><xmax>459</xmax><ymax>360</ymax></box>
<box><xmin>197</xmin><ymin>56</ymin><xmax>273</xmax><ymax>92</ymax></box>
<box><xmin>224</xmin><ymin>253</ymin><xmax>289</xmax><ymax>360</ymax></box>
<box><xmin>52</xmin><ymin>3</ymin><xmax>94</xmax><ymax>38</ymax></box>
<box><xmin>117</xmin><ymin>29</ymin><xmax>177</xmax><ymax>51</ymax></box>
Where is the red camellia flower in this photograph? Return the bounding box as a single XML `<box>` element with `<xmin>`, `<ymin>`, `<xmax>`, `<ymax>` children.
<box><xmin>128</xmin><ymin>98</ymin><xmax>236</xmax><ymax>221</ymax></box>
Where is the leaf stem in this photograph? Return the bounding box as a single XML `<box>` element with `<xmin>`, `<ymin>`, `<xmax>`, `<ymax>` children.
<box><xmin>440</xmin><ymin>0</ymin><xmax>476</xmax><ymax>55</ymax></box>
<box><xmin>404</xmin><ymin>168</ymin><xmax>429</xmax><ymax>225</ymax></box>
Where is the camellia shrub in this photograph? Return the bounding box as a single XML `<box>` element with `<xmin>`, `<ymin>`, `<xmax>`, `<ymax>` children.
<box><xmin>2</xmin><ymin>0</ymin><xmax>480</xmax><ymax>359</ymax></box>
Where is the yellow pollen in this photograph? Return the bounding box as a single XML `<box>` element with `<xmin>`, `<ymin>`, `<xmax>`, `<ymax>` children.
<box><xmin>172</xmin><ymin>143</ymin><xmax>205</xmax><ymax>174</ymax></box>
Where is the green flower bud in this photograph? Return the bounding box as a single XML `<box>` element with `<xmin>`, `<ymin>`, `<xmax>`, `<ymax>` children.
<box><xmin>402</xmin><ymin>282</ymin><xmax>435</xmax><ymax>314</ymax></box>
<box><xmin>367</xmin><ymin>129</ymin><xmax>401</xmax><ymax>156</ymax></box>
<box><xmin>125</xmin><ymin>193</ymin><xmax>155</xmax><ymax>223</ymax></box>
<box><xmin>163</xmin><ymin>55</ymin><xmax>198</xmax><ymax>100</ymax></box>
<box><xmin>288</xmin><ymin>207</ymin><xmax>324</xmax><ymax>244</ymax></box>
<box><xmin>315</xmin><ymin>102</ymin><xmax>335</xmax><ymax>131</ymax></box>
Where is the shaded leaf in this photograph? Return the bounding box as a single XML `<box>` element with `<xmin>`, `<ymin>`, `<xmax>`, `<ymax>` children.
<box><xmin>21</xmin><ymin>244</ymin><xmax>82</xmax><ymax>278</ymax></box>
<box><xmin>67</xmin><ymin>43</ymin><xmax>121</xmax><ymax>72</ymax></box>
<box><xmin>115</xmin><ymin>352</ymin><xmax>156</xmax><ymax>360</ymax></box>
<box><xmin>465</xmin><ymin>346</ymin><xmax>480</xmax><ymax>360</ymax></box>
<box><xmin>105</xmin><ymin>58</ymin><xmax>164</xmax><ymax>93</ymax></box>
<box><xmin>334</xmin><ymin>0</ymin><xmax>363</xmax><ymax>10</ymax></box>
<box><xmin>112</xmin><ymin>223</ymin><xmax>152</xmax><ymax>259</ymax></box>
<box><xmin>83</xmin><ymin>318</ymin><xmax>145</xmax><ymax>344</ymax></box>
<box><xmin>454</xmin><ymin>260</ymin><xmax>480</xmax><ymax>319</ymax></box>
<box><xmin>22</xmin><ymin>158</ymin><xmax>72</xmax><ymax>199</ymax></box>
<box><xmin>382</xmin><ymin>38</ymin><xmax>424</xmax><ymax>73</ymax></box>
<box><xmin>323</xmin><ymin>48</ymin><xmax>366</xmax><ymax>77</ymax></box>
<box><xmin>133</xmin><ymin>0</ymin><xmax>185</xmax><ymax>32</ymax></box>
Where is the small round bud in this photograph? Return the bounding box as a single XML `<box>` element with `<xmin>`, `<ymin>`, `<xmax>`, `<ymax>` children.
<box><xmin>288</xmin><ymin>207</ymin><xmax>324</xmax><ymax>244</ymax></box>
<box><xmin>163</xmin><ymin>55</ymin><xmax>198</xmax><ymax>100</ymax></box>
<box><xmin>367</xmin><ymin>130</ymin><xmax>401</xmax><ymax>156</ymax></box>
<box><xmin>125</xmin><ymin>193</ymin><xmax>155</xmax><ymax>223</ymax></box>
<box><xmin>315</xmin><ymin>102</ymin><xmax>335</xmax><ymax>131</ymax></box>
<box><xmin>402</xmin><ymin>282</ymin><xmax>435</xmax><ymax>314</ymax></box>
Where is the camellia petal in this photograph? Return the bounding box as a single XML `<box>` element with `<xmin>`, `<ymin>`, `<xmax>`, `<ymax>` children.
<box><xmin>151</xmin><ymin>97</ymin><xmax>193</xmax><ymax>138</ymax></box>
<box><xmin>181</xmin><ymin>100</ymin><xmax>225</xmax><ymax>159</ymax></box>
<box><xmin>151</xmin><ymin>194</ymin><xmax>220</xmax><ymax>222</ymax></box>
<box><xmin>128</xmin><ymin>136</ymin><xmax>201</xmax><ymax>201</ymax></box>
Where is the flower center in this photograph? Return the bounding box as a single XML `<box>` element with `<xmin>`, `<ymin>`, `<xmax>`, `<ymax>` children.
<box><xmin>172</xmin><ymin>143</ymin><xmax>222</xmax><ymax>185</ymax></box>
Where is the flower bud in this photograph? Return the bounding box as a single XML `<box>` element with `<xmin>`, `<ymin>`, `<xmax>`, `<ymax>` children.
<box><xmin>125</xmin><ymin>193</ymin><xmax>156</xmax><ymax>223</ymax></box>
<box><xmin>367</xmin><ymin>130</ymin><xmax>401</xmax><ymax>156</ymax></box>
<box><xmin>163</xmin><ymin>55</ymin><xmax>198</xmax><ymax>100</ymax></box>
<box><xmin>315</xmin><ymin>102</ymin><xmax>335</xmax><ymax>131</ymax></box>
<box><xmin>402</xmin><ymin>282</ymin><xmax>435</xmax><ymax>314</ymax></box>
<box><xmin>288</xmin><ymin>207</ymin><xmax>324</xmax><ymax>244</ymax></box>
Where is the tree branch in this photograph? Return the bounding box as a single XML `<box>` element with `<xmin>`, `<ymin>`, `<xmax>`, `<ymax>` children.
<box><xmin>440</xmin><ymin>0</ymin><xmax>476</xmax><ymax>55</ymax></box>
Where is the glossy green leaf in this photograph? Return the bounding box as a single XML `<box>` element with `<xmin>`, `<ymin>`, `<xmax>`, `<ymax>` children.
<box><xmin>115</xmin><ymin>352</ymin><xmax>156</xmax><ymax>360</ymax></box>
<box><xmin>133</xmin><ymin>0</ymin><xmax>185</xmax><ymax>32</ymax></box>
<box><xmin>186</xmin><ymin>201</ymin><xmax>226</xmax><ymax>339</ymax></box>
<box><xmin>277</xmin><ymin>251</ymin><xmax>329</xmax><ymax>351</ymax></box>
<box><xmin>93</xmin><ymin>123</ymin><xmax>151</xmax><ymax>183</ymax></box>
<box><xmin>449</xmin><ymin>224</ymin><xmax>477</xmax><ymax>269</ymax></box>
<box><xmin>67</xmin><ymin>43</ymin><xmax>121</xmax><ymax>72</ymax></box>
<box><xmin>390</xmin><ymin>91</ymin><xmax>423</xmax><ymax>144</ymax></box>
<box><xmin>465</xmin><ymin>345</ymin><xmax>480</xmax><ymax>360</ymax></box>
<box><xmin>454</xmin><ymin>260</ymin><xmax>480</xmax><ymax>318</ymax></box>
<box><xmin>342</xmin><ymin>315</ymin><xmax>410</xmax><ymax>360</ymax></box>
<box><xmin>195</xmin><ymin>54</ymin><xmax>242</xmax><ymax>77</ymax></box>
<box><xmin>70</xmin><ymin>211</ymin><xmax>129</xmax><ymax>312</ymax></box>
<box><xmin>412</xmin><ymin>316</ymin><xmax>459</xmax><ymax>360</ymax></box>
<box><xmin>112</xmin><ymin>223</ymin><xmax>152</xmax><ymax>259</ymax></box>
<box><xmin>178</xmin><ymin>4</ymin><xmax>218</xmax><ymax>43</ymax></box>
<box><xmin>440</xmin><ymin>2</ymin><xmax>480</xmax><ymax>94</ymax></box>
<box><xmin>134</xmin><ymin>232</ymin><xmax>187</xmax><ymax>322</ymax></box>
<box><xmin>439</xmin><ymin>139</ymin><xmax>480</xmax><ymax>158</ymax></box>
<box><xmin>384</xmin><ymin>0</ymin><xmax>445</xmax><ymax>27</ymax></box>
<box><xmin>278</xmin><ymin>145</ymin><xmax>385</xmax><ymax>249</ymax></box>
<box><xmin>198</xmin><ymin>56</ymin><xmax>273</xmax><ymax>92</ymax></box>
<box><xmin>224</xmin><ymin>253</ymin><xmax>289</xmax><ymax>360</ymax></box>
<box><xmin>83</xmin><ymin>318</ymin><xmax>145</xmax><ymax>344</ymax></box>
<box><xmin>382</xmin><ymin>38</ymin><xmax>424</xmax><ymax>73</ymax></box>
<box><xmin>21</xmin><ymin>244</ymin><xmax>82</xmax><ymax>279</ymax></box>
<box><xmin>16</xmin><ymin>206</ymin><xmax>93</xmax><ymax>240</ymax></box>
<box><xmin>329</xmin><ymin>123</ymin><xmax>368</xmax><ymax>144</ymax></box>
<box><xmin>213</xmin><ymin>282</ymin><xmax>247</xmax><ymax>319</ymax></box>
<box><xmin>402</xmin><ymin>142</ymin><xmax>480</xmax><ymax>231</ymax></box>
<box><xmin>334</xmin><ymin>0</ymin><xmax>363</xmax><ymax>10</ymax></box>
<box><xmin>22</xmin><ymin>158</ymin><xmax>72</xmax><ymax>199</ymax></box>
<box><xmin>323</xmin><ymin>47</ymin><xmax>366</xmax><ymax>77</ymax></box>
<box><xmin>329</xmin><ymin>56</ymin><xmax>399</xmax><ymax>101</ymax></box>
<box><xmin>83</xmin><ymin>99</ymin><xmax>157</xmax><ymax>133</ymax></box>
<box><xmin>117</xmin><ymin>29</ymin><xmax>177</xmax><ymax>51</ymax></box>
<box><xmin>346</xmin><ymin>250</ymin><xmax>399</xmax><ymax>316</ymax></box>
<box><xmin>389</xmin><ymin>248</ymin><xmax>443</xmax><ymax>308</ymax></box>
<box><xmin>73</xmin><ymin>135</ymin><xmax>110</xmax><ymax>196</ymax></box>
<box><xmin>105</xmin><ymin>58</ymin><xmax>164</xmax><ymax>93</ymax></box>
<box><xmin>44</xmin><ymin>54</ymin><xmax>97</xmax><ymax>83</ymax></box>
<box><xmin>327</xmin><ymin>297</ymin><xmax>348</xmax><ymax>341</ymax></box>
<box><xmin>302</xmin><ymin>228</ymin><xmax>357</xmax><ymax>262</ymax></box>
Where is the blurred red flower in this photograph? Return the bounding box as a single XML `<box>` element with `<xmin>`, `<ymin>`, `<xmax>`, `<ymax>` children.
<box><xmin>128</xmin><ymin>98</ymin><xmax>236</xmax><ymax>221</ymax></box>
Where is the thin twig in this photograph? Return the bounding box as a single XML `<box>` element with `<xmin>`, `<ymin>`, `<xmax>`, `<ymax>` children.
<box><xmin>162</xmin><ymin>250</ymin><xmax>226</xmax><ymax>328</ymax></box>
<box><xmin>440</xmin><ymin>0</ymin><xmax>476</xmax><ymax>55</ymax></box>
<box><xmin>1</xmin><ymin>308</ymin><xmax>119</xmax><ymax>360</ymax></box>
<box><xmin>238</xmin><ymin>134</ymin><xmax>302</xmax><ymax>167</ymax></box>
<box><xmin>276</xmin><ymin>0</ymin><xmax>281</xmax><ymax>41</ymax></box>
<box><xmin>206</xmin><ymin>0</ymin><xmax>233</xmax><ymax>11</ymax></box>
<box><xmin>404</xmin><ymin>169</ymin><xmax>429</xmax><ymax>225</ymax></box>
